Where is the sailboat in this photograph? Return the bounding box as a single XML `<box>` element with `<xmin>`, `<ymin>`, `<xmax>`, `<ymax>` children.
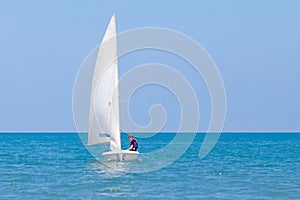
<box><xmin>87</xmin><ymin>15</ymin><xmax>139</xmax><ymax>161</ymax></box>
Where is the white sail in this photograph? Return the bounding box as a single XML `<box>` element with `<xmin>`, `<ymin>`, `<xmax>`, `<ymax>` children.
<box><xmin>88</xmin><ymin>15</ymin><xmax>121</xmax><ymax>152</ymax></box>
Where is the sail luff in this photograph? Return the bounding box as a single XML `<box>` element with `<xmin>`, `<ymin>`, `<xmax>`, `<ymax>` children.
<box><xmin>109</xmin><ymin>15</ymin><xmax>121</xmax><ymax>151</ymax></box>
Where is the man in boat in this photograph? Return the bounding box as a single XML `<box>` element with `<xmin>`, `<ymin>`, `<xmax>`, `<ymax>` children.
<box><xmin>127</xmin><ymin>134</ymin><xmax>138</xmax><ymax>151</ymax></box>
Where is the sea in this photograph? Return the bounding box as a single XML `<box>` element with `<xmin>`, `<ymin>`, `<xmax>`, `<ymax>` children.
<box><xmin>0</xmin><ymin>132</ymin><xmax>299</xmax><ymax>199</ymax></box>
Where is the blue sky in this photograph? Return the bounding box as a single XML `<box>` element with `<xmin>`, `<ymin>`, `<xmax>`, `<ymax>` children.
<box><xmin>0</xmin><ymin>1</ymin><xmax>299</xmax><ymax>131</ymax></box>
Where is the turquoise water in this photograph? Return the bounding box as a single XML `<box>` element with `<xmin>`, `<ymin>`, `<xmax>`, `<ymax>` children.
<box><xmin>0</xmin><ymin>133</ymin><xmax>299</xmax><ymax>199</ymax></box>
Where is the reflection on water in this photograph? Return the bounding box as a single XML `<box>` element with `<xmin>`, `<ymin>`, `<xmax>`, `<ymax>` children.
<box><xmin>93</xmin><ymin>160</ymin><xmax>127</xmax><ymax>173</ymax></box>
<box><xmin>90</xmin><ymin>157</ymin><xmax>144</xmax><ymax>176</ymax></box>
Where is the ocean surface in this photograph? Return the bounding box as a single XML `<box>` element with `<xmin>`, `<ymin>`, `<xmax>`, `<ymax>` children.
<box><xmin>0</xmin><ymin>133</ymin><xmax>299</xmax><ymax>199</ymax></box>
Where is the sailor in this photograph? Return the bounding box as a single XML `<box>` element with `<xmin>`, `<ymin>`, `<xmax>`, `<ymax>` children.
<box><xmin>127</xmin><ymin>134</ymin><xmax>138</xmax><ymax>151</ymax></box>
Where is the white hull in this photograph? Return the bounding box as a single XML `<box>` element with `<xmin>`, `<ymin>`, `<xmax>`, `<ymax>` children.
<box><xmin>102</xmin><ymin>150</ymin><xmax>139</xmax><ymax>162</ymax></box>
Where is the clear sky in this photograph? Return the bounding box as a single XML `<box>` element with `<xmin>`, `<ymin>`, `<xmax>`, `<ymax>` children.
<box><xmin>0</xmin><ymin>0</ymin><xmax>299</xmax><ymax>131</ymax></box>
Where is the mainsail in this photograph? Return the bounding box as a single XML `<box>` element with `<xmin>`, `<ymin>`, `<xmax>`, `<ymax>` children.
<box><xmin>88</xmin><ymin>15</ymin><xmax>121</xmax><ymax>152</ymax></box>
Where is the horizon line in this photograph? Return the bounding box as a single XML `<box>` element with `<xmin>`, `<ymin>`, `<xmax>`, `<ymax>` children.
<box><xmin>0</xmin><ymin>130</ymin><xmax>299</xmax><ymax>133</ymax></box>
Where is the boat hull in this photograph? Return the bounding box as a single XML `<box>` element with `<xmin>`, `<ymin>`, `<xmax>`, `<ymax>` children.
<box><xmin>102</xmin><ymin>150</ymin><xmax>139</xmax><ymax>161</ymax></box>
